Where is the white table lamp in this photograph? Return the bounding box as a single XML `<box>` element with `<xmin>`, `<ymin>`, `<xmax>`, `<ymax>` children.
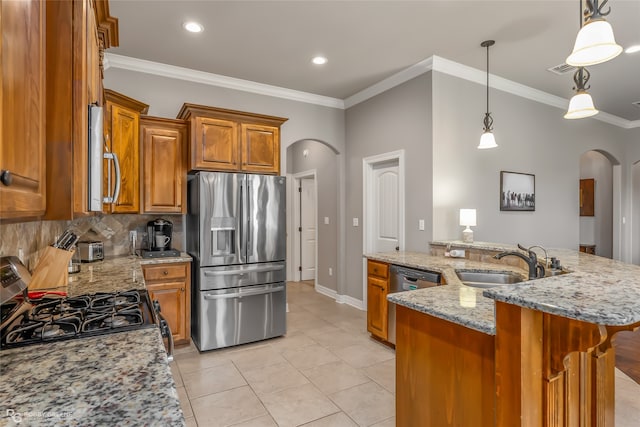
<box><xmin>459</xmin><ymin>209</ymin><xmax>477</xmax><ymax>243</ymax></box>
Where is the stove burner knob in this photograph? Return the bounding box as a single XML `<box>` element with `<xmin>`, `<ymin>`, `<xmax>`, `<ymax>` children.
<box><xmin>160</xmin><ymin>319</ymin><xmax>170</xmax><ymax>337</ymax></box>
<box><xmin>153</xmin><ymin>300</ymin><xmax>161</xmax><ymax>312</ymax></box>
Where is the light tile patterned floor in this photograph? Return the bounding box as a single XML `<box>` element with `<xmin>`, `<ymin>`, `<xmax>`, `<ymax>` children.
<box><xmin>172</xmin><ymin>281</ymin><xmax>640</xmax><ymax>427</ymax></box>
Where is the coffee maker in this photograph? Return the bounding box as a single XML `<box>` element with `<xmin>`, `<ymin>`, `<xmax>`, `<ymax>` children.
<box><xmin>142</xmin><ymin>219</ymin><xmax>180</xmax><ymax>258</ymax></box>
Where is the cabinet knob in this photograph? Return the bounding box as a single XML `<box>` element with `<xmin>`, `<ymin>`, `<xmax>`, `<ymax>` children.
<box><xmin>163</xmin><ymin>270</ymin><xmax>168</xmax><ymax>275</ymax></box>
<box><xmin>0</xmin><ymin>170</ymin><xmax>12</xmax><ymax>186</ymax></box>
<box><xmin>181</xmin><ymin>287</ymin><xmax>185</xmax><ymax>292</ymax></box>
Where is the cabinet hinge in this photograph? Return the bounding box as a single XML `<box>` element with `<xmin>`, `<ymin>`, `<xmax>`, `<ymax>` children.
<box><xmin>298</xmin><ymin>227</ymin><xmax>302</xmax><ymax>232</ymax></box>
<box><xmin>298</xmin><ymin>266</ymin><xmax>302</xmax><ymax>272</ymax></box>
<box><xmin>298</xmin><ymin>187</ymin><xmax>302</xmax><ymax>193</ymax></box>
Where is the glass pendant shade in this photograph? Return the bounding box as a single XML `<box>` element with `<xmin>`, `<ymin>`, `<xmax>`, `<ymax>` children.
<box><xmin>564</xmin><ymin>91</ymin><xmax>599</xmax><ymax>119</ymax></box>
<box><xmin>566</xmin><ymin>20</ymin><xmax>623</xmax><ymax>66</ymax></box>
<box><xmin>478</xmin><ymin>131</ymin><xmax>498</xmax><ymax>149</ymax></box>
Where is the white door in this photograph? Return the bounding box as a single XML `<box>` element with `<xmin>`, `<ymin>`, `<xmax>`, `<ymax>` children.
<box><xmin>372</xmin><ymin>162</ymin><xmax>400</xmax><ymax>253</ymax></box>
<box><xmin>300</xmin><ymin>178</ymin><xmax>316</xmax><ymax>280</ymax></box>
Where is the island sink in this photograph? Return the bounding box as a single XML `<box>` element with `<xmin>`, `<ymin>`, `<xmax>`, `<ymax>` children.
<box><xmin>455</xmin><ymin>269</ymin><xmax>524</xmax><ymax>288</ymax></box>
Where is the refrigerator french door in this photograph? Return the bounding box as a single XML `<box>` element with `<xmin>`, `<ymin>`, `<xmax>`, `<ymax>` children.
<box><xmin>187</xmin><ymin>172</ymin><xmax>287</xmax><ymax>351</ymax></box>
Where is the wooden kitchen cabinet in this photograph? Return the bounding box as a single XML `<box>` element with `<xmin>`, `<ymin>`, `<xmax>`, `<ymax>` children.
<box><xmin>44</xmin><ymin>0</ymin><xmax>118</xmax><ymax>220</ymax></box>
<box><xmin>103</xmin><ymin>89</ymin><xmax>148</xmax><ymax>214</ymax></box>
<box><xmin>367</xmin><ymin>260</ymin><xmax>389</xmax><ymax>341</ymax></box>
<box><xmin>0</xmin><ymin>0</ymin><xmax>46</xmax><ymax>219</ymax></box>
<box><xmin>142</xmin><ymin>262</ymin><xmax>191</xmax><ymax>345</ymax></box>
<box><xmin>177</xmin><ymin>103</ymin><xmax>287</xmax><ymax>174</ymax></box>
<box><xmin>140</xmin><ymin>117</ymin><xmax>188</xmax><ymax>214</ymax></box>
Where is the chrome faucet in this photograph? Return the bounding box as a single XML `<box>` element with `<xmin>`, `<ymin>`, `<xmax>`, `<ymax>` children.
<box><xmin>494</xmin><ymin>244</ymin><xmax>546</xmax><ymax>280</ymax></box>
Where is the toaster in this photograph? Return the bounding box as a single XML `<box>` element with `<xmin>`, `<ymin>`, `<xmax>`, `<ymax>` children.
<box><xmin>77</xmin><ymin>241</ymin><xmax>104</xmax><ymax>262</ymax></box>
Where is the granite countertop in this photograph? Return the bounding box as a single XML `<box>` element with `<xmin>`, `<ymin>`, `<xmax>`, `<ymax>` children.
<box><xmin>0</xmin><ymin>329</ymin><xmax>183</xmax><ymax>427</ymax></box>
<box><xmin>368</xmin><ymin>242</ymin><xmax>640</xmax><ymax>335</ymax></box>
<box><xmin>1</xmin><ymin>256</ymin><xmax>187</xmax><ymax>426</ymax></box>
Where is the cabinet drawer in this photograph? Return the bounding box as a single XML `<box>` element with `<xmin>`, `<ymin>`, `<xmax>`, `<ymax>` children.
<box><xmin>143</xmin><ymin>263</ymin><xmax>187</xmax><ymax>281</ymax></box>
<box><xmin>367</xmin><ymin>260</ymin><xmax>389</xmax><ymax>279</ymax></box>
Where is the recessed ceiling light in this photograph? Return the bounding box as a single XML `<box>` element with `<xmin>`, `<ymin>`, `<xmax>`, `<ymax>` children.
<box><xmin>312</xmin><ymin>56</ymin><xmax>327</xmax><ymax>65</ymax></box>
<box><xmin>183</xmin><ymin>21</ymin><xmax>204</xmax><ymax>33</ymax></box>
<box><xmin>625</xmin><ymin>45</ymin><xmax>640</xmax><ymax>54</ymax></box>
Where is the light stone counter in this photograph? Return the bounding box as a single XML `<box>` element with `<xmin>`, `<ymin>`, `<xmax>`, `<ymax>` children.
<box><xmin>368</xmin><ymin>243</ymin><xmax>640</xmax><ymax>335</ymax></box>
<box><xmin>1</xmin><ymin>255</ymin><xmax>188</xmax><ymax>426</ymax></box>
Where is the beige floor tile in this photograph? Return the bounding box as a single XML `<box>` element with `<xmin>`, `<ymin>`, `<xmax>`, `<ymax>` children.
<box><xmin>329</xmin><ymin>381</ymin><xmax>395</xmax><ymax>426</ymax></box>
<box><xmin>171</xmin><ymin>362</ymin><xmax>184</xmax><ymax>387</ymax></box>
<box><xmin>260</xmin><ymin>383</ymin><xmax>340</xmax><ymax>427</ymax></box>
<box><xmin>268</xmin><ymin>333</ymin><xmax>318</xmax><ymax>353</ymax></box>
<box><xmin>302</xmin><ymin>361</ymin><xmax>370</xmax><ymax>395</ymax></box>
<box><xmin>175</xmin><ymin>342</ymin><xmax>199</xmax><ymax>355</ymax></box>
<box><xmin>184</xmin><ymin>416</ymin><xmax>198</xmax><ymax>427</ymax></box>
<box><xmin>282</xmin><ymin>344</ymin><xmax>340</xmax><ymax>370</ymax></box>
<box><xmin>241</xmin><ymin>361</ymin><xmax>310</xmax><ymax>396</ymax></box>
<box><xmin>370</xmin><ymin>416</ymin><xmax>396</xmax><ymax>427</ymax></box>
<box><xmin>191</xmin><ymin>386</ymin><xmax>267</xmax><ymax>427</ymax></box>
<box><xmin>300</xmin><ymin>412</ymin><xmax>358</xmax><ymax>426</ymax></box>
<box><xmin>332</xmin><ymin>341</ymin><xmax>395</xmax><ymax>369</ymax></box>
<box><xmin>229</xmin><ymin>414</ymin><xmax>278</xmax><ymax>426</ymax></box>
<box><xmin>177</xmin><ymin>386</ymin><xmax>194</xmax><ymax>418</ymax></box>
<box><xmin>302</xmin><ymin>324</ymin><xmax>345</xmax><ymax>338</ymax></box>
<box><xmin>363</xmin><ymin>358</ymin><xmax>396</xmax><ymax>393</ymax></box>
<box><xmin>308</xmin><ymin>329</ymin><xmax>369</xmax><ymax>350</ymax></box>
<box><xmin>176</xmin><ymin>349</ymin><xmax>231</xmax><ymax>375</ymax></box>
<box><xmin>228</xmin><ymin>345</ymin><xmax>288</xmax><ymax>372</ymax></box>
<box><xmin>615</xmin><ymin>369</ymin><xmax>640</xmax><ymax>427</ymax></box>
<box><xmin>183</xmin><ymin>360</ymin><xmax>247</xmax><ymax>400</ymax></box>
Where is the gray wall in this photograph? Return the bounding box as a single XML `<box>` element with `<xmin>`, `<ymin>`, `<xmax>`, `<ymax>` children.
<box><xmin>345</xmin><ymin>73</ymin><xmax>433</xmax><ymax>300</ymax></box>
<box><xmin>287</xmin><ymin>140</ymin><xmax>339</xmax><ymax>291</ymax></box>
<box><xmin>579</xmin><ymin>151</ymin><xmax>613</xmax><ymax>258</ymax></box>
<box><xmin>431</xmin><ymin>71</ymin><xmax>630</xmax><ymax>253</ymax></box>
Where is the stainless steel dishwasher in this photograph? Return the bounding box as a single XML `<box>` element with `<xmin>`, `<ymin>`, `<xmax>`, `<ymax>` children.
<box><xmin>388</xmin><ymin>265</ymin><xmax>442</xmax><ymax>345</ymax></box>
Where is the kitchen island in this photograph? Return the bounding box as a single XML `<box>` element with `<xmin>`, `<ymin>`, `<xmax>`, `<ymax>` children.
<box><xmin>0</xmin><ymin>255</ymin><xmax>189</xmax><ymax>427</ymax></box>
<box><xmin>367</xmin><ymin>242</ymin><xmax>640</xmax><ymax>427</ymax></box>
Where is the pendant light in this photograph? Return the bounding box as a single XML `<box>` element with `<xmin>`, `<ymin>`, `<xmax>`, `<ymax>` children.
<box><xmin>564</xmin><ymin>67</ymin><xmax>599</xmax><ymax>119</ymax></box>
<box><xmin>566</xmin><ymin>0</ymin><xmax>622</xmax><ymax>67</ymax></box>
<box><xmin>478</xmin><ymin>40</ymin><xmax>497</xmax><ymax>150</ymax></box>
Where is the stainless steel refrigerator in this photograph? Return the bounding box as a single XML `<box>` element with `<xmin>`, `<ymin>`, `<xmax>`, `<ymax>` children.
<box><xmin>187</xmin><ymin>172</ymin><xmax>286</xmax><ymax>351</ymax></box>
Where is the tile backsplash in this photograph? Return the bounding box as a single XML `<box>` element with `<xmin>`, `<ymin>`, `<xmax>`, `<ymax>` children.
<box><xmin>1</xmin><ymin>214</ymin><xmax>184</xmax><ymax>270</ymax></box>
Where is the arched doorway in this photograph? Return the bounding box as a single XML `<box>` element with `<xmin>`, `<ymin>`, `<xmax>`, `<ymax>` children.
<box><xmin>579</xmin><ymin>150</ymin><xmax>620</xmax><ymax>259</ymax></box>
<box><xmin>285</xmin><ymin>139</ymin><xmax>340</xmax><ymax>296</ymax></box>
<box><xmin>633</xmin><ymin>160</ymin><xmax>640</xmax><ymax>265</ymax></box>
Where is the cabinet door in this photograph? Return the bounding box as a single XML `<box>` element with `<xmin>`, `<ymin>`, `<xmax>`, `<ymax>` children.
<box><xmin>141</xmin><ymin>119</ymin><xmax>186</xmax><ymax>213</ymax></box>
<box><xmin>147</xmin><ymin>281</ymin><xmax>188</xmax><ymax>344</ymax></box>
<box><xmin>367</xmin><ymin>276</ymin><xmax>388</xmax><ymax>340</ymax></box>
<box><xmin>193</xmin><ymin>117</ymin><xmax>239</xmax><ymax>171</ymax></box>
<box><xmin>106</xmin><ymin>102</ymin><xmax>140</xmax><ymax>213</ymax></box>
<box><xmin>0</xmin><ymin>0</ymin><xmax>46</xmax><ymax>219</ymax></box>
<box><xmin>240</xmin><ymin>123</ymin><xmax>280</xmax><ymax>174</ymax></box>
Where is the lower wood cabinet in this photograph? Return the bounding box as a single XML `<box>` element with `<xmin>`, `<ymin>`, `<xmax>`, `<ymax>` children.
<box><xmin>142</xmin><ymin>262</ymin><xmax>191</xmax><ymax>345</ymax></box>
<box><xmin>367</xmin><ymin>260</ymin><xmax>389</xmax><ymax>341</ymax></box>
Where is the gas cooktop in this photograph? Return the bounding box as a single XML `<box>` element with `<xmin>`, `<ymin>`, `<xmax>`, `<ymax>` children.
<box><xmin>0</xmin><ymin>290</ymin><xmax>158</xmax><ymax>349</ymax></box>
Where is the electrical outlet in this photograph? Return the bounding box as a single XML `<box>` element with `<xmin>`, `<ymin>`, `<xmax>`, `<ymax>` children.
<box><xmin>329</xmin><ymin>267</ymin><xmax>333</xmax><ymax>276</ymax></box>
<box><xmin>324</xmin><ymin>217</ymin><xmax>330</xmax><ymax>225</ymax></box>
<box><xmin>353</xmin><ymin>218</ymin><xmax>359</xmax><ymax>227</ymax></box>
<box><xmin>129</xmin><ymin>230</ymin><xmax>137</xmax><ymax>241</ymax></box>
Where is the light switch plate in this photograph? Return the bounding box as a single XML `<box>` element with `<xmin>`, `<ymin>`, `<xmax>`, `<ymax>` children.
<box><xmin>324</xmin><ymin>217</ymin><xmax>330</xmax><ymax>225</ymax></box>
<box><xmin>353</xmin><ymin>218</ymin><xmax>359</xmax><ymax>227</ymax></box>
<box><xmin>419</xmin><ymin>219</ymin><xmax>425</xmax><ymax>230</ymax></box>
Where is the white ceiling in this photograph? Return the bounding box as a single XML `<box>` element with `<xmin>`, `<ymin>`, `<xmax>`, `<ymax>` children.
<box><xmin>108</xmin><ymin>0</ymin><xmax>640</xmax><ymax>122</ymax></box>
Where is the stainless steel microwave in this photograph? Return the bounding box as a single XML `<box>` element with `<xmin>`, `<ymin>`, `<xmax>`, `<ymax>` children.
<box><xmin>88</xmin><ymin>104</ymin><xmax>120</xmax><ymax>211</ymax></box>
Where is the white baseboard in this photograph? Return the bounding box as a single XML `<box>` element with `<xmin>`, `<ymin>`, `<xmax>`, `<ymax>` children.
<box><xmin>315</xmin><ymin>283</ymin><xmax>365</xmax><ymax>311</ymax></box>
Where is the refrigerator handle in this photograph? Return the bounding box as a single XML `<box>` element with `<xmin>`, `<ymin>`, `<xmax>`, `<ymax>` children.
<box><xmin>239</xmin><ymin>176</ymin><xmax>246</xmax><ymax>263</ymax></box>
<box><xmin>246</xmin><ymin>180</ymin><xmax>251</xmax><ymax>259</ymax></box>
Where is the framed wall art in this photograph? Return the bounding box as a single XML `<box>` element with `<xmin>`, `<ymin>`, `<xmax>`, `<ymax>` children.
<box><xmin>500</xmin><ymin>171</ymin><xmax>535</xmax><ymax>211</ymax></box>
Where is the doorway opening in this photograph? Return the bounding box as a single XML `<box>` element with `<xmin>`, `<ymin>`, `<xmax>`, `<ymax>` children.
<box><xmin>362</xmin><ymin>150</ymin><xmax>405</xmax><ymax>307</ymax></box>
<box><xmin>632</xmin><ymin>161</ymin><xmax>640</xmax><ymax>265</ymax></box>
<box><xmin>293</xmin><ymin>170</ymin><xmax>317</xmax><ymax>283</ymax></box>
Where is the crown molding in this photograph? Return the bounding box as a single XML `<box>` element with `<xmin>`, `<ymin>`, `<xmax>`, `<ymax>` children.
<box><xmin>104</xmin><ymin>53</ymin><xmax>637</xmax><ymax>129</ymax></box>
<box><xmin>103</xmin><ymin>53</ymin><xmax>344</xmax><ymax>109</ymax></box>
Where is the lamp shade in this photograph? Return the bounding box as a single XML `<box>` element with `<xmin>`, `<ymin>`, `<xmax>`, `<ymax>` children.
<box><xmin>478</xmin><ymin>131</ymin><xmax>497</xmax><ymax>149</ymax></box>
<box><xmin>459</xmin><ymin>209</ymin><xmax>477</xmax><ymax>227</ymax></box>
<box><xmin>564</xmin><ymin>91</ymin><xmax>599</xmax><ymax>119</ymax></box>
<box><xmin>566</xmin><ymin>20</ymin><xmax>623</xmax><ymax>66</ymax></box>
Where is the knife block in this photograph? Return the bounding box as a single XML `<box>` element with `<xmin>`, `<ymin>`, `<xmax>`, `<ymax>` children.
<box><xmin>29</xmin><ymin>246</ymin><xmax>74</xmax><ymax>291</ymax></box>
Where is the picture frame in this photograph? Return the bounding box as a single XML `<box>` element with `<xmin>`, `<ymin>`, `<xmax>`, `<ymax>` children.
<box><xmin>500</xmin><ymin>171</ymin><xmax>535</xmax><ymax>211</ymax></box>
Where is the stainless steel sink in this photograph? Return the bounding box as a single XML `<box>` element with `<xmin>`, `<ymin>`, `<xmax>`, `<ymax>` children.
<box><xmin>455</xmin><ymin>270</ymin><xmax>524</xmax><ymax>288</ymax></box>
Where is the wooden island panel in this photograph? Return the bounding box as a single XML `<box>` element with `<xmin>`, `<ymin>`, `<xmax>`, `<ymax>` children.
<box><xmin>396</xmin><ymin>305</ymin><xmax>495</xmax><ymax>427</ymax></box>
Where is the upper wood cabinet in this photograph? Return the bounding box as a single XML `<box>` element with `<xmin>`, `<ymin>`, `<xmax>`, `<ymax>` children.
<box><xmin>140</xmin><ymin>117</ymin><xmax>187</xmax><ymax>213</ymax></box>
<box><xmin>44</xmin><ymin>0</ymin><xmax>118</xmax><ymax>220</ymax></box>
<box><xmin>103</xmin><ymin>89</ymin><xmax>148</xmax><ymax>214</ymax></box>
<box><xmin>177</xmin><ymin>104</ymin><xmax>287</xmax><ymax>175</ymax></box>
<box><xmin>0</xmin><ymin>0</ymin><xmax>46</xmax><ymax>219</ymax></box>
